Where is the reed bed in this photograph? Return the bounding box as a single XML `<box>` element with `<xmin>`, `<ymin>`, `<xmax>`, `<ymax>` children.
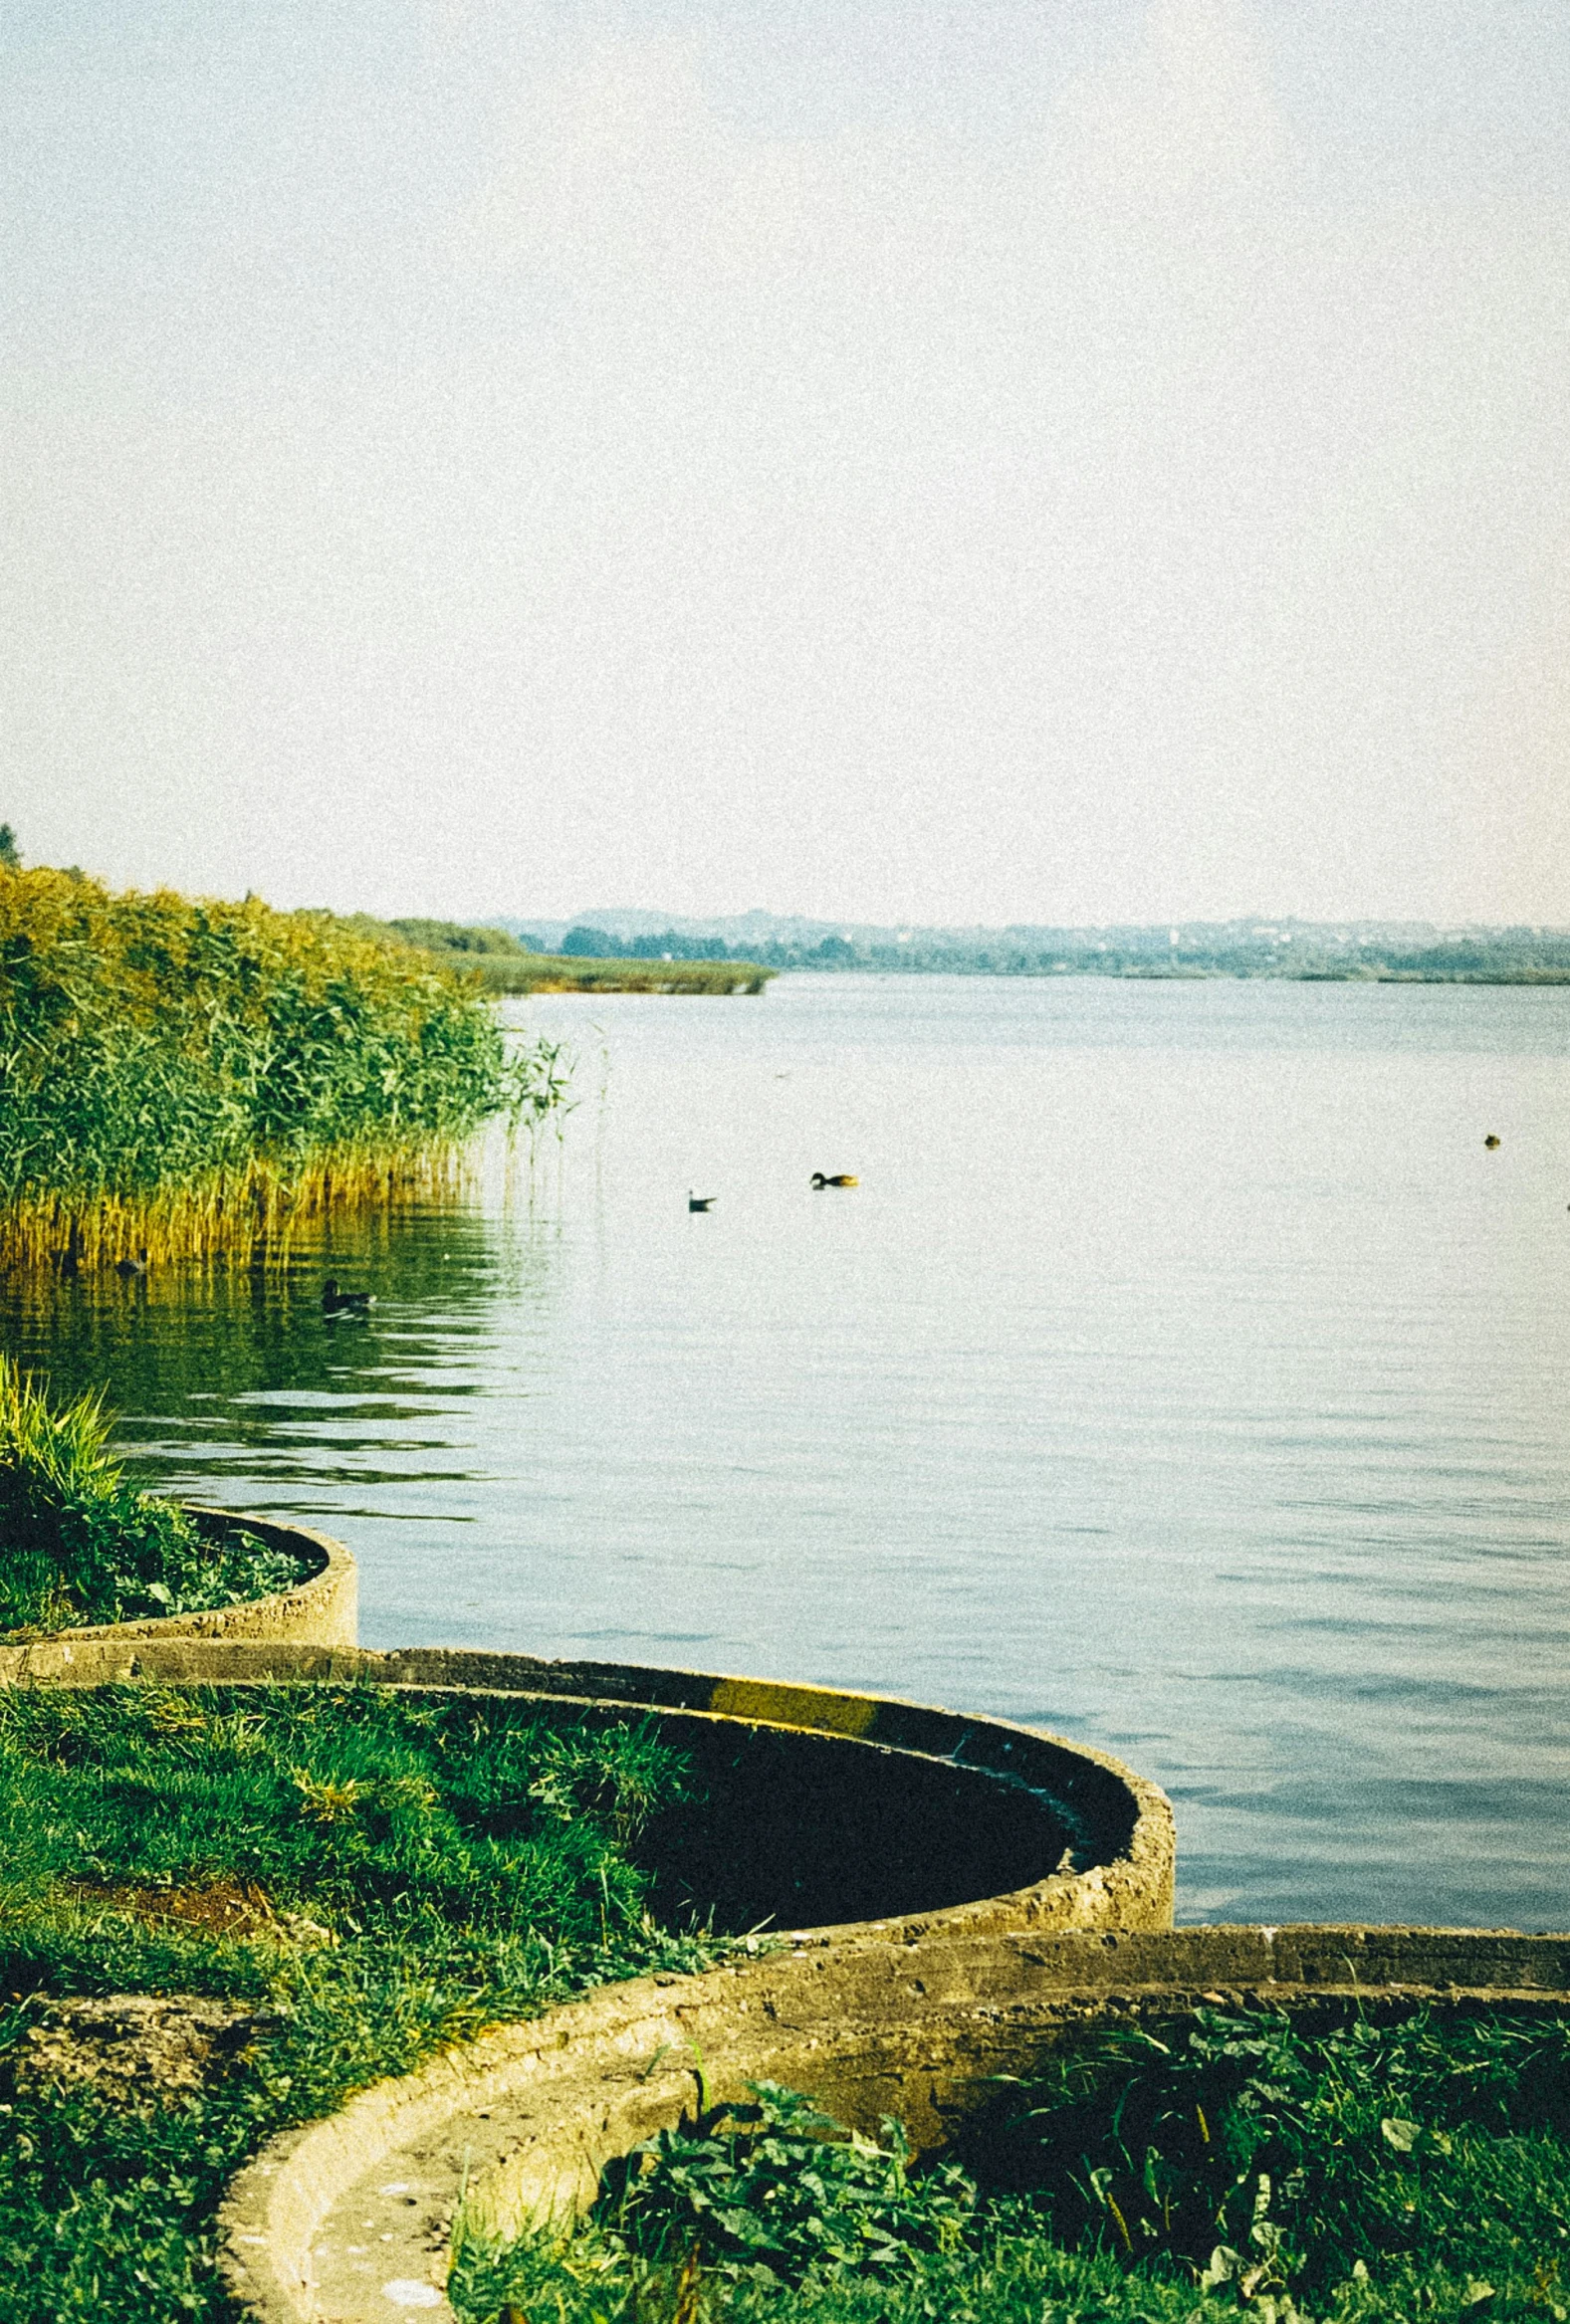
<box><xmin>0</xmin><ymin>869</ymin><xmax>569</xmax><ymax>1268</ymax></box>
<box><xmin>465</xmin><ymin>952</ymin><xmax>776</xmax><ymax>995</ymax></box>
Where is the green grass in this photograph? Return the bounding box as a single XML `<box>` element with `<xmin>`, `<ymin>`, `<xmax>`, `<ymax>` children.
<box><xmin>0</xmin><ymin>1682</ymin><xmax>717</xmax><ymax>2320</ymax></box>
<box><xmin>451</xmin><ymin>2007</ymin><xmax>1570</xmax><ymax>2324</ymax></box>
<box><xmin>0</xmin><ymin>1358</ymin><xmax>304</xmax><ymax>1636</ymax></box>
<box><xmin>0</xmin><ymin>868</ymin><xmax>570</xmax><ymax>1267</ymax></box>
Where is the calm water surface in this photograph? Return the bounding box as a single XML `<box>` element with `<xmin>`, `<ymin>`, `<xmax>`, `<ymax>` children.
<box><xmin>10</xmin><ymin>975</ymin><xmax>1569</xmax><ymax>1928</ymax></box>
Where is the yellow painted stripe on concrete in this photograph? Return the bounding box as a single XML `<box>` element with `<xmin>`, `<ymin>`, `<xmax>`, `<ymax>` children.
<box><xmin>709</xmin><ymin>1678</ymin><xmax>879</xmax><ymax>1738</ymax></box>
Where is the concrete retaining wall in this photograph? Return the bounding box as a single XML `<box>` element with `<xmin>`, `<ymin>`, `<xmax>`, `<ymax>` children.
<box><xmin>1</xmin><ymin>1636</ymin><xmax>1181</xmax><ymax>2320</ymax></box>
<box><xmin>219</xmin><ymin>1922</ymin><xmax>1570</xmax><ymax>2324</ymax></box>
<box><xmin>0</xmin><ymin>1641</ymin><xmax>1175</xmax><ymax>1941</ymax></box>
<box><xmin>7</xmin><ymin>1634</ymin><xmax>1564</xmax><ymax>2324</ymax></box>
<box><xmin>0</xmin><ymin>1513</ymin><xmax>356</xmax><ymax>1674</ymax></box>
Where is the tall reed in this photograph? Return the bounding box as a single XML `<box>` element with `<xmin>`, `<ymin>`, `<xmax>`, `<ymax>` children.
<box><xmin>0</xmin><ymin>869</ymin><xmax>569</xmax><ymax>1266</ymax></box>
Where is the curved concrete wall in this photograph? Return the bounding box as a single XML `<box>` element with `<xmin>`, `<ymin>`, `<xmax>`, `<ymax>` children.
<box><xmin>367</xmin><ymin>1649</ymin><xmax>1175</xmax><ymax>1940</ymax></box>
<box><xmin>0</xmin><ymin>1513</ymin><xmax>356</xmax><ymax>1675</ymax></box>
<box><xmin>0</xmin><ymin>1640</ymin><xmax>1173</xmax><ymax>1941</ymax></box>
<box><xmin>220</xmin><ymin>1922</ymin><xmax>1570</xmax><ymax>2324</ymax></box>
<box><xmin>2</xmin><ymin>1637</ymin><xmax>1179</xmax><ymax>2321</ymax></box>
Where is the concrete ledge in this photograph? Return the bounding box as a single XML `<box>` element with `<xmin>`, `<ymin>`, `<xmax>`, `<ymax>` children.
<box><xmin>0</xmin><ymin>1641</ymin><xmax>1175</xmax><ymax>1941</ymax></box>
<box><xmin>0</xmin><ymin>1638</ymin><xmax>1180</xmax><ymax>2322</ymax></box>
<box><xmin>219</xmin><ymin>1923</ymin><xmax>1570</xmax><ymax>2324</ymax></box>
<box><xmin>0</xmin><ymin>1513</ymin><xmax>357</xmax><ymax>1670</ymax></box>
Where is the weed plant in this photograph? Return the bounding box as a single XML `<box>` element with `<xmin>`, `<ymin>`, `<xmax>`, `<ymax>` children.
<box><xmin>601</xmin><ymin>2082</ymin><xmax>978</xmax><ymax>2283</ymax></box>
<box><xmin>0</xmin><ymin>868</ymin><xmax>570</xmax><ymax>1267</ymax></box>
<box><xmin>452</xmin><ymin>2008</ymin><xmax>1570</xmax><ymax>2324</ymax></box>
<box><xmin>0</xmin><ymin>1357</ymin><xmax>302</xmax><ymax>1635</ymax></box>
<box><xmin>982</xmin><ymin>2002</ymin><xmax>1570</xmax><ymax>2301</ymax></box>
<box><xmin>0</xmin><ymin>1682</ymin><xmax>714</xmax><ymax>2320</ymax></box>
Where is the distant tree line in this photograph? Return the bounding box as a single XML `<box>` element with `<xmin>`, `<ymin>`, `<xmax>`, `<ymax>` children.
<box><xmin>552</xmin><ymin>922</ymin><xmax>1570</xmax><ymax>981</ymax></box>
<box><xmin>559</xmin><ymin>925</ymin><xmax>858</xmax><ymax>965</ymax></box>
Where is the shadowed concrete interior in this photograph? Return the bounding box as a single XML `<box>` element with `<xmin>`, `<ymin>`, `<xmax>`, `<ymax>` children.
<box><xmin>0</xmin><ymin>1637</ymin><xmax>1173</xmax><ymax>1941</ymax></box>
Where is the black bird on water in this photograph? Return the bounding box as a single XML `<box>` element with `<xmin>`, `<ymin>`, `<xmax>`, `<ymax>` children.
<box><xmin>323</xmin><ymin>1278</ymin><xmax>375</xmax><ymax>1316</ymax></box>
<box><xmin>114</xmin><ymin>1250</ymin><xmax>149</xmax><ymax>1278</ymax></box>
<box><xmin>688</xmin><ymin>1192</ymin><xmax>717</xmax><ymax>1212</ymax></box>
<box><xmin>810</xmin><ymin>1172</ymin><xmax>858</xmax><ymax>1188</ymax></box>
<box><xmin>1483</xmin><ymin>1134</ymin><xmax>1501</xmax><ymax>1150</ymax></box>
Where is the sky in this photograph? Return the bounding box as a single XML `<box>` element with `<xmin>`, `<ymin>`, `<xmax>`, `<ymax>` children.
<box><xmin>3</xmin><ymin>0</ymin><xmax>1568</xmax><ymax>928</ymax></box>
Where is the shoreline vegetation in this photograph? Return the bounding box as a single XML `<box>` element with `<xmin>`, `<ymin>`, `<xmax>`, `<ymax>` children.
<box><xmin>339</xmin><ymin>913</ymin><xmax>777</xmax><ymax>993</ymax></box>
<box><xmin>0</xmin><ymin>868</ymin><xmax>570</xmax><ymax>1271</ymax></box>
<box><xmin>458</xmin><ymin>952</ymin><xmax>774</xmax><ymax>996</ymax></box>
<box><xmin>0</xmin><ymin>1359</ymin><xmax>304</xmax><ymax>1638</ymax></box>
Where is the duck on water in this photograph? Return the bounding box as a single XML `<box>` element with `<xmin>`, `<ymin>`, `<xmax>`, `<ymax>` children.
<box><xmin>322</xmin><ymin>1279</ymin><xmax>375</xmax><ymax>1316</ymax></box>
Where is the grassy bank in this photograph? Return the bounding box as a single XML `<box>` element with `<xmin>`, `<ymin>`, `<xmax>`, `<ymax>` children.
<box><xmin>0</xmin><ymin>870</ymin><xmax>569</xmax><ymax>1269</ymax></box>
<box><xmin>454</xmin><ymin>2007</ymin><xmax>1570</xmax><ymax>2323</ymax></box>
<box><xmin>0</xmin><ymin>1681</ymin><xmax>716</xmax><ymax>2321</ymax></box>
<box><xmin>0</xmin><ymin>1359</ymin><xmax>304</xmax><ymax>1637</ymax></box>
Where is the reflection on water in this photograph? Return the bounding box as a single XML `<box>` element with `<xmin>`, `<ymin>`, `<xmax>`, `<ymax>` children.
<box><xmin>1</xmin><ymin>1196</ymin><xmax>548</xmax><ymax>1514</ymax></box>
<box><xmin>4</xmin><ymin>975</ymin><xmax>1568</xmax><ymax>1932</ymax></box>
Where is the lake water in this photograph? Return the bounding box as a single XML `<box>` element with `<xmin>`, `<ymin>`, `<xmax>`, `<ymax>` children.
<box><xmin>10</xmin><ymin>974</ymin><xmax>1569</xmax><ymax>1929</ymax></box>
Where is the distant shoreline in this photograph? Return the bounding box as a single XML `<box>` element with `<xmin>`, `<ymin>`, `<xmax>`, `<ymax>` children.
<box><xmin>491</xmin><ymin>959</ymin><xmax>1570</xmax><ymax>992</ymax></box>
<box><xmin>490</xmin><ymin>959</ymin><xmax>1570</xmax><ymax>990</ymax></box>
<box><xmin>492</xmin><ymin>916</ymin><xmax>1570</xmax><ymax>985</ymax></box>
<box><xmin>336</xmin><ymin>911</ymin><xmax>1570</xmax><ymax>992</ymax></box>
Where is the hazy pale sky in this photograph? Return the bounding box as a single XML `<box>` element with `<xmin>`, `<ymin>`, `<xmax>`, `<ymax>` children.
<box><xmin>4</xmin><ymin>0</ymin><xmax>1568</xmax><ymax>925</ymax></box>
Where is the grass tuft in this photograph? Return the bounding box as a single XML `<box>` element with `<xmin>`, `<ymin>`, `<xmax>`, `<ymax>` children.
<box><xmin>0</xmin><ymin>1357</ymin><xmax>304</xmax><ymax>1635</ymax></box>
